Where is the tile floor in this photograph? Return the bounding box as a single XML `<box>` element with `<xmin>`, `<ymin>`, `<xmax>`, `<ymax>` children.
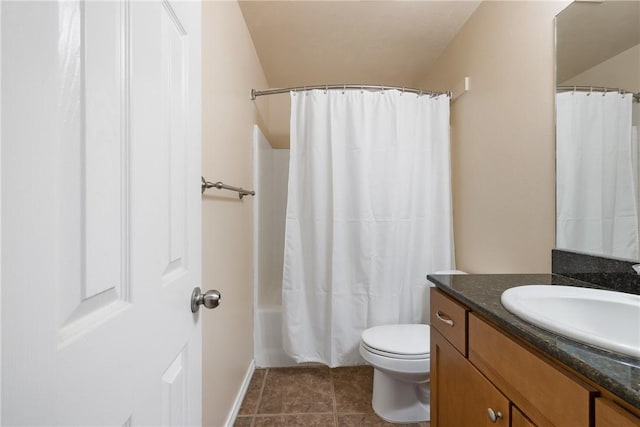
<box><xmin>234</xmin><ymin>365</ymin><xmax>430</xmax><ymax>427</ymax></box>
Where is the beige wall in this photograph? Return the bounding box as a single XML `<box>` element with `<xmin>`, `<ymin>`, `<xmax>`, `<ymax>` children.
<box><xmin>201</xmin><ymin>2</ymin><xmax>269</xmax><ymax>425</ymax></box>
<box><xmin>420</xmin><ymin>1</ymin><xmax>570</xmax><ymax>273</ymax></box>
<box><xmin>561</xmin><ymin>44</ymin><xmax>640</xmax><ymax>92</ymax></box>
<box><xmin>266</xmin><ymin>94</ymin><xmax>290</xmax><ymax>148</ymax></box>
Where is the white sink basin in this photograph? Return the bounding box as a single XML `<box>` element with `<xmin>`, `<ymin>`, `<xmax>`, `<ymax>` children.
<box><xmin>501</xmin><ymin>285</ymin><xmax>640</xmax><ymax>358</ymax></box>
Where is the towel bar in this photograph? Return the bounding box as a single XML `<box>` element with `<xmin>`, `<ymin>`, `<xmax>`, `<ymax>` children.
<box><xmin>201</xmin><ymin>176</ymin><xmax>255</xmax><ymax>199</ymax></box>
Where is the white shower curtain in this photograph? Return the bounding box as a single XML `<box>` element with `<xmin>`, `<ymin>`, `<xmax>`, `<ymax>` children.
<box><xmin>556</xmin><ymin>91</ymin><xmax>639</xmax><ymax>260</ymax></box>
<box><xmin>282</xmin><ymin>89</ymin><xmax>455</xmax><ymax>367</ymax></box>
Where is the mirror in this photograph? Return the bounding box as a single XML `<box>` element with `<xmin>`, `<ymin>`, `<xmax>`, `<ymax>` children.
<box><xmin>555</xmin><ymin>1</ymin><xmax>640</xmax><ymax>261</ymax></box>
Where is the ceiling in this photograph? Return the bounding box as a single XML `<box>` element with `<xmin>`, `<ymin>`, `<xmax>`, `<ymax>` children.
<box><xmin>239</xmin><ymin>1</ymin><xmax>481</xmax><ymax>89</ymax></box>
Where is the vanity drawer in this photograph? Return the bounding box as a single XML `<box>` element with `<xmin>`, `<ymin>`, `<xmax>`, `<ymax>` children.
<box><xmin>468</xmin><ymin>313</ymin><xmax>597</xmax><ymax>427</ymax></box>
<box><xmin>430</xmin><ymin>288</ymin><xmax>468</xmax><ymax>356</ymax></box>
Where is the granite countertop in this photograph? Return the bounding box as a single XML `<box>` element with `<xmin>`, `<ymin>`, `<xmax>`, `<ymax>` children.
<box><xmin>426</xmin><ymin>273</ymin><xmax>640</xmax><ymax>409</ymax></box>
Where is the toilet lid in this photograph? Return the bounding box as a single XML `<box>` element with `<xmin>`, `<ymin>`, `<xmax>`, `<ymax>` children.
<box><xmin>361</xmin><ymin>324</ymin><xmax>430</xmax><ymax>356</ymax></box>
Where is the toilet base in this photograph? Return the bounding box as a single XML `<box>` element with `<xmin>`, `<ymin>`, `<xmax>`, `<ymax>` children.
<box><xmin>371</xmin><ymin>369</ymin><xmax>430</xmax><ymax>423</ymax></box>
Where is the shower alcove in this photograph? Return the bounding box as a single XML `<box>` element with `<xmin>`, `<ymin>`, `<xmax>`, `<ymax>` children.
<box><xmin>252</xmin><ymin>125</ymin><xmax>294</xmax><ymax>367</ymax></box>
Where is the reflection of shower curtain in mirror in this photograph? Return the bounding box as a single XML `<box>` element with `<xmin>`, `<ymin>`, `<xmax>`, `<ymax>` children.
<box><xmin>556</xmin><ymin>92</ymin><xmax>639</xmax><ymax>260</ymax></box>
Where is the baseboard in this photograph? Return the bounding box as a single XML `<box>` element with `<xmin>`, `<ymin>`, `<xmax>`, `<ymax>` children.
<box><xmin>224</xmin><ymin>358</ymin><xmax>256</xmax><ymax>427</ymax></box>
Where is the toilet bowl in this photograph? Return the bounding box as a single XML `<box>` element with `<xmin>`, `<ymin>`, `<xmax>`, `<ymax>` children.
<box><xmin>359</xmin><ymin>324</ymin><xmax>431</xmax><ymax>423</ymax></box>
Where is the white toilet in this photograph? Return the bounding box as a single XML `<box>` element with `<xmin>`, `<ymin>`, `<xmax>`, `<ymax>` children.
<box><xmin>360</xmin><ymin>324</ymin><xmax>431</xmax><ymax>423</ymax></box>
<box><xmin>359</xmin><ymin>270</ymin><xmax>466</xmax><ymax>423</ymax></box>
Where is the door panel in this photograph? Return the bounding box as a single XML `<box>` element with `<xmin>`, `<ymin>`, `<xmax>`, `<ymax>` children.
<box><xmin>56</xmin><ymin>0</ymin><xmax>131</xmax><ymax>346</ymax></box>
<box><xmin>1</xmin><ymin>1</ymin><xmax>202</xmax><ymax>425</ymax></box>
<box><xmin>162</xmin><ymin>347</ymin><xmax>189</xmax><ymax>426</ymax></box>
<box><xmin>161</xmin><ymin>0</ymin><xmax>188</xmax><ymax>278</ymax></box>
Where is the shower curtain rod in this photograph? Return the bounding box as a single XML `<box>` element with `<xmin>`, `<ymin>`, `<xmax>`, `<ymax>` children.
<box><xmin>557</xmin><ymin>86</ymin><xmax>640</xmax><ymax>102</ymax></box>
<box><xmin>250</xmin><ymin>85</ymin><xmax>451</xmax><ymax>100</ymax></box>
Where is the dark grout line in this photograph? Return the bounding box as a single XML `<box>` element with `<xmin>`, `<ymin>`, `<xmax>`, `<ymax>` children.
<box><xmin>328</xmin><ymin>368</ymin><xmax>339</xmax><ymax>427</ymax></box>
<box><xmin>250</xmin><ymin>412</ymin><xmax>335</xmax><ymax>416</ymax></box>
<box><xmin>251</xmin><ymin>368</ymin><xmax>269</xmax><ymax>427</ymax></box>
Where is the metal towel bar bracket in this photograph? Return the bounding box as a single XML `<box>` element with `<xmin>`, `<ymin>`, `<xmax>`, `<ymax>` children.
<box><xmin>201</xmin><ymin>176</ymin><xmax>255</xmax><ymax>199</ymax></box>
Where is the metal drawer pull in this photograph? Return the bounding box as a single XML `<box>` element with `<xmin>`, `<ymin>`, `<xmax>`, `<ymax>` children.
<box><xmin>487</xmin><ymin>408</ymin><xmax>503</xmax><ymax>423</ymax></box>
<box><xmin>436</xmin><ymin>310</ymin><xmax>454</xmax><ymax>327</ymax></box>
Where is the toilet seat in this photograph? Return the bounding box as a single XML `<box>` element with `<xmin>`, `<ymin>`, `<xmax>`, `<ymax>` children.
<box><xmin>361</xmin><ymin>342</ymin><xmax>429</xmax><ymax>360</ymax></box>
<box><xmin>361</xmin><ymin>324</ymin><xmax>430</xmax><ymax>360</ymax></box>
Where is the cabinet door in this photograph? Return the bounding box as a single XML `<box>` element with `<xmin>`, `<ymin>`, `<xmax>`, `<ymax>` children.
<box><xmin>431</xmin><ymin>329</ymin><xmax>510</xmax><ymax>427</ymax></box>
<box><xmin>595</xmin><ymin>398</ymin><xmax>640</xmax><ymax>427</ymax></box>
<box><xmin>512</xmin><ymin>405</ymin><xmax>537</xmax><ymax>427</ymax></box>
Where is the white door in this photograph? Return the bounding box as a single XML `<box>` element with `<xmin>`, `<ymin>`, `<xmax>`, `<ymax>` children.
<box><xmin>1</xmin><ymin>1</ymin><xmax>202</xmax><ymax>425</ymax></box>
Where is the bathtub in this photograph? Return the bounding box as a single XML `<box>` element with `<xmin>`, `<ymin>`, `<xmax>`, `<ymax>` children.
<box><xmin>254</xmin><ymin>306</ymin><xmax>296</xmax><ymax>367</ymax></box>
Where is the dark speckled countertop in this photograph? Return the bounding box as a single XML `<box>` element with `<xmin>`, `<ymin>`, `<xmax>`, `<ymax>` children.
<box><xmin>426</xmin><ymin>273</ymin><xmax>640</xmax><ymax>409</ymax></box>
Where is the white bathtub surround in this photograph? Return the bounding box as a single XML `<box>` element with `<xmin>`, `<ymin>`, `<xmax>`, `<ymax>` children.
<box><xmin>252</xmin><ymin>126</ymin><xmax>293</xmax><ymax>367</ymax></box>
<box><xmin>254</xmin><ymin>307</ymin><xmax>296</xmax><ymax>367</ymax></box>
<box><xmin>283</xmin><ymin>89</ymin><xmax>455</xmax><ymax>367</ymax></box>
<box><xmin>556</xmin><ymin>91</ymin><xmax>639</xmax><ymax>260</ymax></box>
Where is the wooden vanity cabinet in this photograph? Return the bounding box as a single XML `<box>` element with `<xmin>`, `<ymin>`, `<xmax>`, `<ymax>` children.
<box><xmin>430</xmin><ymin>288</ymin><xmax>599</xmax><ymax>427</ymax></box>
<box><xmin>431</xmin><ymin>328</ymin><xmax>510</xmax><ymax>426</ymax></box>
<box><xmin>595</xmin><ymin>398</ymin><xmax>640</xmax><ymax>427</ymax></box>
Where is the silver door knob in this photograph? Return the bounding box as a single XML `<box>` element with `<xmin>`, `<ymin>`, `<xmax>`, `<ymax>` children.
<box><xmin>191</xmin><ymin>287</ymin><xmax>221</xmax><ymax>313</ymax></box>
<box><xmin>487</xmin><ymin>408</ymin><xmax>503</xmax><ymax>423</ymax></box>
